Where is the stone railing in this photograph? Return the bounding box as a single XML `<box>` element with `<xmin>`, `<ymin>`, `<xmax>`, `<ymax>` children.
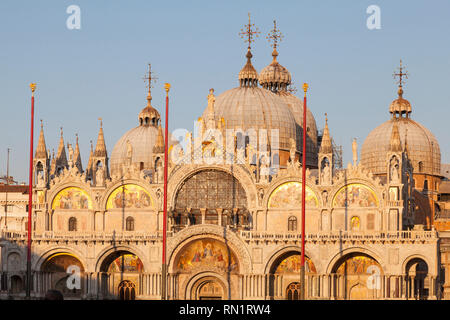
<box><xmin>0</xmin><ymin>230</ymin><xmax>164</xmax><ymax>241</ymax></box>
<box><xmin>1</xmin><ymin>229</ymin><xmax>438</xmax><ymax>243</ymax></box>
<box><xmin>239</xmin><ymin>230</ymin><xmax>438</xmax><ymax>242</ymax></box>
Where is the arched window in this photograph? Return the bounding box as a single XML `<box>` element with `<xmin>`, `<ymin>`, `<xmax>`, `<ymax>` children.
<box><xmin>126</xmin><ymin>217</ymin><xmax>135</xmax><ymax>231</ymax></box>
<box><xmin>418</xmin><ymin>161</ymin><xmax>424</xmax><ymax>173</ymax></box>
<box><xmin>68</xmin><ymin>217</ymin><xmax>77</xmax><ymax>231</ymax></box>
<box><xmin>288</xmin><ymin>216</ymin><xmax>297</xmax><ymax>231</ymax></box>
<box><xmin>286</xmin><ymin>282</ymin><xmax>301</xmax><ymax>300</ymax></box>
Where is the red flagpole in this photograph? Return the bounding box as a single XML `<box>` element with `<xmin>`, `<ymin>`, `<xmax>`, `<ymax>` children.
<box><xmin>300</xmin><ymin>83</ymin><xmax>308</xmax><ymax>300</ymax></box>
<box><xmin>162</xmin><ymin>83</ymin><xmax>171</xmax><ymax>300</ymax></box>
<box><xmin>27</xmin><ymin>83</ymin><xmax>36</xmax><ymax>298</ymax></box>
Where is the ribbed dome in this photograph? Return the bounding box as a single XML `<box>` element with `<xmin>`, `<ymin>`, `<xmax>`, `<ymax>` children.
<box><xmin>361</xmin><ymin>118</ymin><xmax>441</xmax><ymax>176</ymax></box>
<box><xmin>202</xmin><ymin>87</ymin><xmax>297</xmax><ymax>151</ymax></box>
<box><xmin>259</xmin><ymin>49</ymin><xmax>292</xmax><ymax>92</ymax></box>
<box><xmin>277</xmin><ymin>91</ymin><xmax>318</xmax><ymax>167</ymax></box>
<box><xmin>110</xmin><ymin>125</ymin><xmax>160</xmax><ymax>175</ymax></box>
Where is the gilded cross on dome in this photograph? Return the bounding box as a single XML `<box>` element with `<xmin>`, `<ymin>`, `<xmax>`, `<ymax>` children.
<box><xmin>143</xmin><ymin>63</ymin><xmax>158</xmax><ymax>100</ymax></box>
<box><xmin>239</xmin><ymin>13</ymin><xmax>260</xmax><ymax>50</ymax></box>
<box><xmin>267</xmin><ymin>20</ymin><xmax>283</xmax><ymax>50</ymax></box>
<box><xmin>393</xmin><ymin>59</ymin><xmax>408</xmax><ymax>88</ymax></box>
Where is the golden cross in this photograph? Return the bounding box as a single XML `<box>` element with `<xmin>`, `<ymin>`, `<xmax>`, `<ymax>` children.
<box><xmin>239</xmin><ymin>13</ymin><xmax>260</xmax><ymax>50</ymax></box>
<box><xmin>267</xmin><ymin>20</ymin><xmax>283</xmax><ymax>50</ymax></box>
<box><xmin>393</xmin><ymin>59</ymin><xmax>408</xmax><ymax>87</ymax></box>
<box><xmin>143</xmin><ymin>63</ymin><xmax>158</xmax><ymax>93</ymax></box>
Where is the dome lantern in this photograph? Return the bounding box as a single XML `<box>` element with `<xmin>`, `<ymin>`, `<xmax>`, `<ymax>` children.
<box><xmin>389</xmin><ymin>60</ymin><xmax>412</xmax><ymax>118</ymax></box>
<box><xmin>139</xmin><ymin>64</ymin><xmax>161</xmax><ymax>127</ymax></box>
<box><xmin>259</xmin><ymin>20</ymin><xmax>292</xmax><ymax>92</ymax></box>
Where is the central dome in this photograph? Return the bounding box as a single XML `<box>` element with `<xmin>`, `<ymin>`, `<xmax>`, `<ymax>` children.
<box><xmin>203</xmin><ymin>86</ymin><xmax>297</xmax><ymax>152</ymax></box>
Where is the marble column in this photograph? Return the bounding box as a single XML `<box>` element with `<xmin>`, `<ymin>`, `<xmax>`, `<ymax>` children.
<box><xmin>200</xmin><ymin>208</ymin><xmax>206</xmax><ymax>225</ymax></box>
<box><xmin>217</xmin><ymin>208</ymin><xmax>223</xmax><ymax>226</ymax></box>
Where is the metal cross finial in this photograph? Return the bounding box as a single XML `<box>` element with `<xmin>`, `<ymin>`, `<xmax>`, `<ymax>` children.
<box><xmin>239</xmin><ymin>13</ymin><xmax>260</xmax><ymax>50</ymax></box>
<box><xmin>267</xmin><ymin>20</ymin><xmax>283</xmax><ymax>50</ymax></box>
<box><xmin>393</xmin><ymin>59</ymin><xmax>408</xmax><ymax>87</ymax></box>
<box><xmin>143</xmin><ymin>63</ymin><xmax>158</xmax><ymax>95</ymax></box>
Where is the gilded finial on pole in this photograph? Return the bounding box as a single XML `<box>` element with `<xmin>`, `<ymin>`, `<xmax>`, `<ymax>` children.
<box><xmin>303</xmin><ymin>83</ymin><xmax>309</xmax><ymax>96</ymax></box>
<box><xmin>30</xmin><ymin>83</ymin><xmax>36</xmax><ymax>96</ymax></box>
<box><xmin>164</xmin><ymin>83</ymin><xmax>171</xmax><ymax>95</ymax></box>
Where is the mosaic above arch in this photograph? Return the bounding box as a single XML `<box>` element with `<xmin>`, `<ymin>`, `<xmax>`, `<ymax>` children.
<box><xmin>275</xmin><ymin>254</ymin><xmax>317</xmax><ymax>274</ymax></box>
<box><xmin>332</xmin><ymin>183</ymin><xmax>378</xmax><ymax>208</ymax></box>
<box><xmin>106</xmin><ymin>184</ymin><xmax>153</xmax><ymax>210</ymax></box>
<box><xmin>335</xmin><ymin>254</ymin><xmax>382</xmax><ymax>275</ymax></box>
<box><xmin>107</xmin><ymin>254</ymin><xmax>143</xmax><ymax>273</ymax></box>
<box><xmin>41</xmin><ymin>253</ymin><xmax>84</xmax><ymax>272</ymax></box>
<box><xmin>268</xmin><ymin>182</ymin><xmax>318</xmax><ymax>209</ymax></box>
<box><xmin>52</xmin><ymin>187</ymin><xmax>92</xmax><ymax>210</ymax></box>
<box><xmin>175</xmin><ymin>238</ymin><xmax>239</xmax><ymax>273</ymax></box>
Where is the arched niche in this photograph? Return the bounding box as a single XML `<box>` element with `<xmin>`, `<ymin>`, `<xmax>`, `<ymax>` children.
<box><xmin>41</xmin><ymin>253</ymin><xmax>85</xmax><ymax>297</ymax></box>
<box><xmin>331</xmin><ymin>252</ymin><xmax>383</xmax><ymax>300</ymax></box>
<box><xmin>332</xmin><ymin>183</ymin><xmax>378</xmax><ymax>208</ymax></box>
<box><xmin>41</xmin><ymin>253</ymin><xmax>85</xmax><ymax>273</ymax></box>
<box><xmin>101</xmin><ymin>252</ymin><xmax>144</xmax><ymax>273</ymax></box>
<box><xmin>268</xmin><ymin>181</ymin><xmax>318</xmax><ymax>209</ymax></box>
<box><xmin>51</xmin><ymin>187</ymin><xmax>92</xmax><ymax>210</ymax></box>
<box><xmin>106</xmin><ymin>184</ymin><xmax>154</xmax><ymax>210</ymax></box>
<box><xmin>174</xmin><ymin>169</ymin><xmax>247</xmax><ymax>210</ymax></box>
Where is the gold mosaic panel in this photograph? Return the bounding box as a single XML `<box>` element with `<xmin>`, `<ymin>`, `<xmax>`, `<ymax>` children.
<box><xmin>106</xmin><ymin>184</ymin><xmax>153</xmax><ymax>209</ymax></box>
<box><xmin>52</xmin><ymin>187</ymin><xmax>92</xmax><ymax>210</ymax></box>
<box><xmin>268</xmin><ymin>182</ymin><xmax>318</xmax><ymax>208</ymax></box>
<box><xmin>175</xmin><ymin>239</ymin><xmax>239</xmax><ymax>273</ymax></box>
<box><xmin>275</xmin><ymin>254</ymin><xmax>316</xmax><ymax>274</ymax></box>
<box><xmin>332</xmin><ymin>183</ymin><xmax>378</xmax><ymax>208</ymax></box>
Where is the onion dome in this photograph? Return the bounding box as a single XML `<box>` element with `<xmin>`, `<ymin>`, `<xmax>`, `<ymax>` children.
<box><xmin>258</xmin><ymin>21</ymin><xmax>317</xmax><ymax>167</ymax></box>
<box><xmin>238</xmin><ymin>49</ymin><xmax>259</xmax><ymax>88</ymax></box>
<box><xmin>259</xmin><ymin>48</ymin><xmax>291</xmax><ymax>92</ymax></box>
<box><xmin>361</xmin><ymin>62</ymin><xmax>441</xmax><ymax>176</ymax></box>
<box><xmin>199</xmin><ymin>16</ymin><xmax>297</xmax><ymax>160</ymax></box>
<box><xmin>389</xmin><ymin>86</ymin><xmax>412</xmax><ymax>116</ymax></box>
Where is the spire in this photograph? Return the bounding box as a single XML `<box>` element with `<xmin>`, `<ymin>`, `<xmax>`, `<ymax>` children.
<box><xmin>94</xmin><ymin>118</ymin><xmax>107</xmax><ymax>157</ymax></box>
<box><xmin>390</xmin><ymin>59</ymin><xmax>412</xmax><ymax>117</ymax></box>
<box><xmin>389</xmin><ymin>120</ymin><xmax>403</xmax><ymax>152</ymax></box>
<box><xmin>238</xmin><ymin>13</ymin><xmax>260</xmax><ymax>88</ymax></box>
<box><xmin>73</xmin><ymin>133</ymin><xmax>83</xmax><ymax>171</ymax></box>
<box><xmin>56</xmin><ymin>127</ymin><xmax>68</xmax><ymax>168</ymax></box>
<box><xmin>153</xmin><ymin>125</ymin><xmax>165</xmax><ymax>154</ymax></box>
<box><xmin>404</xmin><ymin>128</ymin><xmax>409</xmax><ymax>154</ymax></box>
<box><xmin>50</xmin><ymin>148</ymin><xmax>56</xmax><ymax>174</ymax></box>
<box><xmin>86</xmin><ymin>140</ymin><xmax>94</xmax><ymax>178</ymax></box>
<box><xmin>319</xmin><ymin>113</ymin><xmax>333</xmax><ymax>154</ymax></box>
<box><xmin>35</xmin><ymin>120</ymin><xmax>48</xmax><ymax>159</ymax></box>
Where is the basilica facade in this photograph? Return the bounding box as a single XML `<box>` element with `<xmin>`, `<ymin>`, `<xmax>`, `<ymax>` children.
<box><xmin>0</xmin><ymin>22</ymin><xmax>445</xmax><ymax>300</ymax></box>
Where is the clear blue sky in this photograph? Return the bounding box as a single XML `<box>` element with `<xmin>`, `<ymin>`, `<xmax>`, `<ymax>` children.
<box><xmin>1</xmin><ymin>0</ymin><xmax>449</xmax><ymax>183</ymax></box>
